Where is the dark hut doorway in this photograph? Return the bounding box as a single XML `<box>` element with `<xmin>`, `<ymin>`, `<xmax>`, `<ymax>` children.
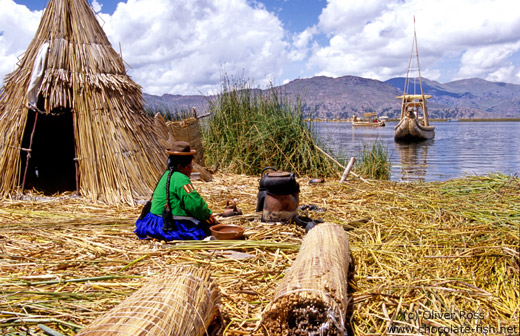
<box><xmin>20</xmin><ymin>109</ymin><xmax>77</xmax><ymax>195</ymax></box>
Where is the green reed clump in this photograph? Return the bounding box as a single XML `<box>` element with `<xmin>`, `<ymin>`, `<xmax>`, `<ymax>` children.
<box><xmin>144</xmin><ymin>104</ymin><xmax>193</xmax><ymax>121</ymax></box>
<box><xmin>203</xmin><ymin>78</ymin><xmax>339</xmax><ymax>177</ymax></box>
<box><xmin>356</xmin><ymin>141</ymin><xmax>391</xmax><ymax>180</ymax></box>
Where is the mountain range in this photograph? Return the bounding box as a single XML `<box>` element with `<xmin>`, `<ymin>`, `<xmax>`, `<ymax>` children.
<box><xmin>143</xmin><ymin>76</ymin><xmax>520</xmax><ymax>120</ymax></box>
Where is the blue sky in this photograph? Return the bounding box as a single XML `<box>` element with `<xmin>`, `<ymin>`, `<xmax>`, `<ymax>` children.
<box><xmin>1</xmin><ymin>0</ymin><xmax>520</xmax><ymax>95</ymax></box>
<box><xmin>11</xmin><ymin>0</ymin><xmax>328</xmax><ymax>32</ymax></box>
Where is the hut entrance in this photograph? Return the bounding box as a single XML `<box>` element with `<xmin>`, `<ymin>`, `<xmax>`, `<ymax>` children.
<box><xmin>20</xmin><ymin>109</ymin><xmax>77</xmax><ymax>194</ymax></box>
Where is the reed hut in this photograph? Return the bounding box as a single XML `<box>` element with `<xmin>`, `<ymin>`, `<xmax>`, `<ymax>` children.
<box><xmin>0</xmin><ymin>0</ymin><xmax>167</xmax><ymax>204</ymax></box>
<box><xmin>76</xmin><ymin>266</ymin><xmax>222</xmax><ymax>336</ymax></box>
<box><xmin>259</xmin><ymin>223</ymin><xmax>353</xmax><ymax>335</ymax></box>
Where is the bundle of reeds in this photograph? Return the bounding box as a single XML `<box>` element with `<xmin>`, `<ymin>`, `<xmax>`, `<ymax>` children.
<box><xmin>259</xmin><ymin>223</ymin><xmax>352</xmax><ymax>335</ymax></box>
<box><xmin>166</xmin><ymin>116</ymin><xmax>206</xmax><ymax>167</ymax></box>
<box><xmin>76</xmin><ymin>266</ymin><xmax>221</xmax><ymax>336</ymax></box>
<box><xmin>154</xmin><ymin>113</ymin><xmax>212</xmax><ymax>182</ymax></box>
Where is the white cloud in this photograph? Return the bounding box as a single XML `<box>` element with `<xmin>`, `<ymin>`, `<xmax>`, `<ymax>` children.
<box><xmin>0</xmin><ymin>0</ymin><xmax>41</xmax><ymax>81</ymax></box>
<box><xmin>287</xmin><ymin>26</ymin><xmax>316</xmax><ymax>61</ymax></box>
<box><xmin>486</xmin><ymin>65</ymin><xmax>519</xmax><ymax>84</ymax></box>
<box><xmin>91</xmin><ymin>0</ymin><xmax>103</xmax><ymax>13</ymax></box>
<box><xmin>98</xmin><ymin>0</ymin><xmax>288</xmax><ymax>94</ymax></box>
<box><xmin>1</xmin><ymin>0</ymin><xmax>288</xmax><ymax>95</ymax></box>
<box><xmin>457</xmin><ymin>42</ymin><xmax>520</xmax><ymax>82</ymax></box>
<box><xmin>2</xmin><ymin>0</ymin><xmax>520</xmax><ymax>95</ymax></box>
<box><xmin>309</xmin><ymin>0</ymin><xmax>520</xmax><ymax>84</ymax></box>
<box><xmin>318</xmin><ymin>0</ymin><xmax>391</xmax><ymax>37</ymax></box>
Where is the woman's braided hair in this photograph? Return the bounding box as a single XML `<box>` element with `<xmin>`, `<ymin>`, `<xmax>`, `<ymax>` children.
<box><xmin>165</xmin><ymin>154</ymin><xmax>194</xmax><ymax>209</ymax></box>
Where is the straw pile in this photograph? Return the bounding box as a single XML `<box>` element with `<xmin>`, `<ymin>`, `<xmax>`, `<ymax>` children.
<box><xmin>0</xmin><ymin>173</ymin><xmax>518</xmax><ymax>335</ymax></box>
<box><xmin>76</xmin><ymin>266</ymin><xmax>221</xmax><ymax>336</ymax></box>
<box><xmin>260</xmin><ymin>223</ymin><xmax>352</xmax><ymax>335</ymax></box>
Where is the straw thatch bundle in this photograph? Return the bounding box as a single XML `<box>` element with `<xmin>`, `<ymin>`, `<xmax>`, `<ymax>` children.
<box><xmin>166</xmin><ymin>115</ymin><xmax>206</xmax><ymax>167</ymax></box>
<box><xmin>0</xmin><ymin>0</ymin><xmax>166</xmax><ymax>204</ymax></box>
<box><xmin>154</xmin><ymin>113</ymin><xmax>212</xmax><ymax>181</ymax></box>
<box><xmin>76</xmin><ymin>266</ymin><xmax>221</xmax><ymax>336</ymax></box>
<box><xmin>259</xmin><ymin>223</ymin><xmax>352</xmax><ymax>335</ymax></box>
<box><xmin>166</xmin><ymin>116</ymin><xmax>214</xmax><ymax>181</ymax></box>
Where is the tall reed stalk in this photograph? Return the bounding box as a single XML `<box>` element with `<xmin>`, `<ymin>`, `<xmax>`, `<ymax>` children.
<box><xmin>203</xmin><ymin>78</ymin><xmax>339</xmax><ymax>177</ymax></box>
<box><xmin>144</xmin><ymin>105</ymin><xmax>193</xmax><ymax>121</ymax></box>
<box><xmin>356</xmin><ymin>141</ymin><xmax>391</xmax><ymax>180</ymax></box>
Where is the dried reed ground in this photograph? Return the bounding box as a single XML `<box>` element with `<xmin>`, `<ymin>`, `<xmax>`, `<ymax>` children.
<box><xmin>0</xmin><ymin>173</ymin><xmax>518</xmax><ymax>335</ymax></box>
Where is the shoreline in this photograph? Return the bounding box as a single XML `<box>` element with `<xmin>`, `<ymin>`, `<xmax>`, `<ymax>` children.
<box><xmin>309</xmin><ymin>118</ymin><xmax>520</xmax><ymax>122</ymax></box>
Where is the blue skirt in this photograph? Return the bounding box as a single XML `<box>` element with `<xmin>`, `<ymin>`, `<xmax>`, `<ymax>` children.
<box><xmin>134</xmin><ymin>212</ymin><xmax>208</xmax><ymax>241</ymax></box>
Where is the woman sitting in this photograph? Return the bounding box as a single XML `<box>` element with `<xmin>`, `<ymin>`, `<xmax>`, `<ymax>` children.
<box><xmin>135</xmin><ymin>141</ymin><xmax>217</xmax><ymax>240</ymax></box>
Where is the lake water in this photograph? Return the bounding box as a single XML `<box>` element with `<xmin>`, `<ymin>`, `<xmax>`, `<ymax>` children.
<box><xmin>312</xmin><ymin>121</ymin><xmax>520</xmax><ymax>182</ymax></box>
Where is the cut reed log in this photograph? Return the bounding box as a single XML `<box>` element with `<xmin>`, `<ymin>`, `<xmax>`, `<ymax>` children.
<box><xmin>314</xmin><ymin>145</ymin><xmax>369</xmax><ymax>183</ymax></box>
<box><xmin>340</xmin><ymin>157</ymin><xmax>356</xmax><ymax>183</ymax></box>
<box><xmin>76</xmin><ymin>266</ymin><xmax>221</xmax><ymax>336</ymax></box>
<box><xmin>259</xmin><ymin>223</ymin><xmax>352</xmax><ymax>335</ymax></box>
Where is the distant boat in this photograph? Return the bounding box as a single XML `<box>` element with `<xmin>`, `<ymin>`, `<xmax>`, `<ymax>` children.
<box><xmin>352</xmin><ymin>112</ymin><xmax>386</xmax><ymax>127</ymax></box>
<box><xmin>394</xmin><ymin>20</ymin><xmax>435</xmax><ymax>142</ymax></box>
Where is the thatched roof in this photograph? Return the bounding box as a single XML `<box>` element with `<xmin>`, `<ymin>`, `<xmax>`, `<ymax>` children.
<box><xmin>0</xmin><ymin>0</ymin><xmax>168</xmax><ymax>204</ymax></box>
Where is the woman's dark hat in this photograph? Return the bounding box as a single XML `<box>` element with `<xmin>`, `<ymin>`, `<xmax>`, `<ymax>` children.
<box><xmin>165</xmin><ymin>140</ymin><xmax>196</xmax><ymax>156</ymax></box>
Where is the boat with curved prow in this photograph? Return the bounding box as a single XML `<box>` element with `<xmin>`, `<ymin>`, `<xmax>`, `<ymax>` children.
<box><xmin>394</xmin><ymin>19</ymin><xmax>435</xmax><ymax>142</ymax></box>
<box><xmin>394</xmin><ymin>94</ymin><xmax>435</xmax><ymax>141</ymax></box>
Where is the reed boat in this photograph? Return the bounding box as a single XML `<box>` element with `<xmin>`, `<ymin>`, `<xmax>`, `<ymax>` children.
<box><xmin>394</xmin><ymin>20</ymin><xmax>435</xmax><ymax>142</ymax></box>
<box><xmin>352</xmin><ymin>112</ymin><xmax>386</xmax><ymax>127</ymax></box>
<box><xmin>395</xmin><ymin>94</ymin><xmax>435</xmax><ymax>141</ymax></box>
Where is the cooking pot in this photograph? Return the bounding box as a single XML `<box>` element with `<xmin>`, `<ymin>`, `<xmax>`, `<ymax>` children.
<box><xmin>256</xmin><ymin>167</ymin><xmax>300</xmax><ymax>222</ymax></box>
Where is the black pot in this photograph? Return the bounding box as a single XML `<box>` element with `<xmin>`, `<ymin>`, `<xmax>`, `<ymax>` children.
<box><xmin>256</xmin><ymin>167</ymin><xmax>300</xmax><ymax>212</ymax></box>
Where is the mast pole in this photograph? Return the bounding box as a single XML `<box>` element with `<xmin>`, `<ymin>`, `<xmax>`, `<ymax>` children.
<box><xmin>414</xmin><ymin>17</ymin><xmax>429</xmax><ymax>126</ymax></box>
<box><xmin>402</xmin><ymin>33</ymin><xmax>414</xmax><ymax>120</ymax></box>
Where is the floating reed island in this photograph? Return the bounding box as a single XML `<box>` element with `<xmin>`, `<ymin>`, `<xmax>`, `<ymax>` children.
<box><xmin>0</xmin><ymin>173</ymin><xmax>518</xmax><ymax>335</ymax></box>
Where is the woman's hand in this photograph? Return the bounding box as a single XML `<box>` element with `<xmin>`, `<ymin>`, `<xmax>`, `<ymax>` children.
<box><xmin>205</xmin><ymin>214</ymin><xmax>218</xmax><ymax>226</ymax></box>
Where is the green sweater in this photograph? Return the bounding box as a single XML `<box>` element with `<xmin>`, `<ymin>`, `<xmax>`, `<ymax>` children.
<box><xmin>150</xmin><ymin>171</ymin><xmax>212</xmax><ymax>221</ymax></box>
